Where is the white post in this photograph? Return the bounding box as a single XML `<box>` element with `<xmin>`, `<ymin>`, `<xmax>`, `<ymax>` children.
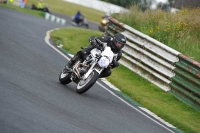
<box><xmin>45</xmin><ymin>13</ymin><xmax>50</xmax><ymax>20</ymax></box>
<box><xmin>50</xmin><ymin>15</ymin><xmax>56</xmax><ymax>22</ymax></box>
<box><xmin>56</xmin><ymin>17</ymin><xmax>61</xmax><ymax>23</ymax></box>
<box><xmin>61</xmin><ymin>19</ymin><xmax>66</xmax><ymax>25</ymax></box>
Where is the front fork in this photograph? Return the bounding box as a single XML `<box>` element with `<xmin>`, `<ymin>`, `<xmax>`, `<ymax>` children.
<box><xmin>82</xmin><ymin>64</ymin><xmax>103</xmax><ymax>80</ymax></box>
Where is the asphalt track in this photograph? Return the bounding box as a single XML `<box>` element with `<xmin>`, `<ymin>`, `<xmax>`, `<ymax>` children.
<box><xmin>0</xmin><ymin>7</ymin><xmax>178</xmax><ymax>133</ymax></box>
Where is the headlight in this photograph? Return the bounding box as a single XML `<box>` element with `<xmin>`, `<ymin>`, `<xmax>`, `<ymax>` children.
<box><xmin>98</xmin><ymin>56</ymin><xmax>109</xmax><ymax>68</ymax></box>
<box><xmin>102</xmin><ymin>19</ymin><xmax>108</xmax><ymax>24</ymax></box>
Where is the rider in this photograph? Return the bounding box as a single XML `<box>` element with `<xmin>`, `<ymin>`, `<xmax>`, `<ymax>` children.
<box><xmin>32</xmin><ymin>0</ymin><xmax>50</xmax><ymax>13</ymax></box>
<box><xmin>74</xmin><ymin>10</ymin><xmax>84</xmax><ymax>24</ymax></box>
<box><xmin>65</xmin><ymin>33</ymin><xmax>126</xmax><ymax>78</ymax></box>
<box><xmin>37</xmin><ymin>0</ymin><xmax>45</xmax><ymax>9</ymax></box>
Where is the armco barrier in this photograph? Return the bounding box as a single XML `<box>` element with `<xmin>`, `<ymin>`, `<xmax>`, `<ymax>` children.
<box><xmin>169</xmin><ymin>54</ymin><xmax>200</xmax><ymax>111</ymax></box>
<box><xmin>105</xmin><ymin>17</ymin><xmax>200</xmax><ymax>111</ymax></box>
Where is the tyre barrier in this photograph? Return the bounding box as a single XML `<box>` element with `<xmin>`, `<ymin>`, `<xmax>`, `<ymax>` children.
<box><xmin>45</xmin><ymin>13</ymin><xmax>66</xmax><ymax>25</ymax></box>
<box><xmin>105</xmin><ymin>17</ymin><xmax>200</xmax><ymax>111</ymax></box>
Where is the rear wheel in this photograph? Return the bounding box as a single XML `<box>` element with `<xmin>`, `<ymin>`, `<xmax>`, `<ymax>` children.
<box><xmin>76</xmin><ymin>70</ymin><xmax>99</xmax><ymax>94</ymax></box>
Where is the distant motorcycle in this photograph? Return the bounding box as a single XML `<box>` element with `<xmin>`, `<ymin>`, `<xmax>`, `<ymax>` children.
<box><xmin>71</xmin><ymin>16</ymin><xmax>89</xmax><ymax>29</ymax></box>
<box><xmin>99</xmin><ymin>15</ymin><xmax>109</xmax><ymax>32</ymax></box>
<box><xmin>59</xmin><ymin>37</ymin><xmax>114</xmax><ymax>94</ymax></box>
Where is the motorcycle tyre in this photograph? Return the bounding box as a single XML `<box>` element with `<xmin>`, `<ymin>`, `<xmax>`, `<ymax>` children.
<box><xmin>76</xmin><ymin>70</ymin><xmax>99</xmax><ymax>94</ymax></box>
<box><xmin>85</xmin><ymin>24</ymin><xmax>89</xmax><ymax>29</ymax></box>
<box><xmin>79</xmin><ymin>23</ymin><xmax>89</xmax><ymax>29</ymax></box>
<box><xmin>59</xmin><ymin>71</ymin><xmax>72</xmax><ymax>85</ymax></box>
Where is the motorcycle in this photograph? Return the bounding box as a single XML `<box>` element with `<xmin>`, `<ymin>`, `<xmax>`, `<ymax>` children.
<box><xmin>98</xmin><ymin>15</ymin><xmax>109</xmax><ymax>32</ymax></box>
<box><xmin>71</xmin><ymin>16</ymin><xmax>89</xmax><ymax>29</ymax></box>
<box><xmin>59</xmin><ymin>38</ymin><xmax>114</xmax><ymax>94</ymax></box>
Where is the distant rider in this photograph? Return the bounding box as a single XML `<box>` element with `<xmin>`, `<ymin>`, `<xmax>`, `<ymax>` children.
<box><xmin>74</xmin><ymin>11</ymin><xmax>84</xmax><ymax>24</ymax></box>
<box><xmin>32</xmin><ymin>0</ymin><xmax>50</xmax><ymax>13</ymax></box>
<box><xmin>64</xmin><ymin>33</ymin><xmax>126</xmax><ymax>78</ymax></box>
<box><xmin>37</xmin><ymin>0</ymin><xmax>45</xmax><ymax>10</ymax></box>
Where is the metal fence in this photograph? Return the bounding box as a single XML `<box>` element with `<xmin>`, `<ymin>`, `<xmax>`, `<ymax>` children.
<box><xmin>105</xmin><ymin>17</ymin><xmax>200</xmax><ymax>111</ymax></box>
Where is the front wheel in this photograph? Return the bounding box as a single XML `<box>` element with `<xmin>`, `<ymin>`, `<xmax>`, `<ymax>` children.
<box><xmin>76</xmin><ymin>70</ymin><xmax>99</xmax><ymax>94</ymax></box>
<box><xmin>59</xmin><ymin>71</ymin><xmax>72</xmax><ymax>85</ymax></box>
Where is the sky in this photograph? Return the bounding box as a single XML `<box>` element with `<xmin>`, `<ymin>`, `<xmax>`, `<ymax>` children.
<box><xmin>151</xmin><ymin>0</ymin><xmax>169</xmax><ymax>9</ymax></box>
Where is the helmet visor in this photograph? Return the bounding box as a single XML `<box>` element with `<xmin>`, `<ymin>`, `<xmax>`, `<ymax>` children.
<box><xmin>116</xmin><ymin>41</ymin><xmax>123</xmax><ymax>49</ymax></box>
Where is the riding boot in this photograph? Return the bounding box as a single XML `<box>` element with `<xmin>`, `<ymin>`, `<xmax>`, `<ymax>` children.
<box><xmin>63</xmin><ymin>54</ymin><xmax>79</xmax><ymax>73</ymax></box>
<box><xmin>68</xmin><ymin>46</ymin><xmax>91</xmax><ymax>68</ymax></box>
<box><xmin>68</xmin><ymin>54</ymin><xmax>80</xmax><ymax>68</ymax></box>
<box><xmin>63</xmin><ymin>45</ymin><xmax>93</xmax><ymax>73</ymax></box>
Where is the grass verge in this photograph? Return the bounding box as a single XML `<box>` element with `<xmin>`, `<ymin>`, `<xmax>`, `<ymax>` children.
<box><xmin>115</xmin><ymin>5</ymin><xmax>200</xmax><ymax>62</ymax></box>
<box><xmin>0</xmin><ymin>3</ymin><xmax>44</xmax><ymax>17</ymax></box>
<box><xmin>50</xmin><ymin>27</ymin><xmax>200</xmax><ymax>133</ymax></box>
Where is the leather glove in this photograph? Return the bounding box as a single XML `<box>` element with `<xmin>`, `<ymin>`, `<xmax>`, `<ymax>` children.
<box><xmin>91</xmin><ymin>39</ymin><xmax>97</xmax><ymax>46</ymax></box>
<box><xmin>89</xmin><ymin>36</ymin><xmax>96</xmax><ymax>44</ymax></box>
<box><xmin>89</xmin><ymin>36</ymin><xmax>95</xmax><ymax>41</ymax></box>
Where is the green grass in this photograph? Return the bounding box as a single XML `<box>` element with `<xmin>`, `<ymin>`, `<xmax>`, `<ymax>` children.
<box><xmin>50</xmin><ymin>27</ymin><xmax>200</xmax><ymax>133</ymax></box>
<box><xmin>26</xmin><ymin>0</ymin><xmax>105</xmax><ymax>22</ymax></box>
<box><xmin>50</xmin><ymin>27</ymin><xmax>103</xmax><ymax>52</ymax></box>
<box><xmin>114</xmin><ymin>5</ymin><xmax>200</xmax><ymax>62</ymax></box>
<box><xmin>0</xmin><ymin>3</ymin><xmax>44</xmax><ymax>17</ymax></box>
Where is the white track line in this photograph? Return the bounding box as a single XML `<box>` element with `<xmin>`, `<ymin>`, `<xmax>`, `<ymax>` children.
<box><xmin>45</xmin><ymin>29</ymin><xmax>70</xmax><ymax>61</ymax></box>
